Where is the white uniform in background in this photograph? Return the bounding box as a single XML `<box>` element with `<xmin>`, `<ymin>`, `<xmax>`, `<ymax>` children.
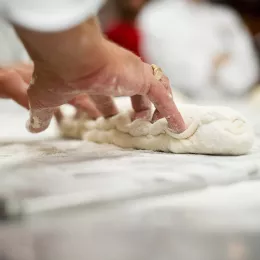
<box><xmin>0</xmin><ymin>0</ymin><xmax>104</xmax><ymax>64</ymax></box>
<box><xmin>138</xmin><ymin>0</ymin><xmax>259</xmax><ymax>98</ymax></box>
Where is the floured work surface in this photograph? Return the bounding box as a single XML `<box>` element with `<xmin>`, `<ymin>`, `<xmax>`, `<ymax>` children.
<box><xmin>0</xmin><ymin>98</ymin><xmax>259</xmax><ymax>219</ymax></box>
<box><xmin>59</xmin><ymin>102</ymin><xmax>254</xmax><ymax>155</ymax></box>
<box><xmin>1</xmin><ymin>99</ymin><xmax>260</xmax><ymax>259</ymax></box>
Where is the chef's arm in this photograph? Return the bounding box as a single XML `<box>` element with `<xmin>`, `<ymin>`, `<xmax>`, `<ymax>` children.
<box><xmin>1</xmin><ymin>0</ymin><xmax>106</xmax><ymax>76</ymax></box>
<box><xmin>14</xmin><ymin>16</ymin><xmax>104</xmax><ymax>80</ymax></box>
<box><xmin>0</xmin><ymin>0</ymin><xmax>187</xmax><ymax>134</ymax></box>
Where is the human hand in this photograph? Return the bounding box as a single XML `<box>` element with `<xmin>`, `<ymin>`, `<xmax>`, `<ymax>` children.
<box><xmin>0</xmin><ymin>63</ymin><xmax>32</xmax><ymax>109</ymax></box>
<box><xmin>15</xmin><ymin>18</ymin><xmax>186</xmax><ymax>134</ymax></box>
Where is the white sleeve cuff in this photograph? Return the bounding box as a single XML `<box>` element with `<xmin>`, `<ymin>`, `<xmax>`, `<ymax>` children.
<box><xmin>3</xmin><ymin>0</ymin><xmax>105</xmax><ymax>32</ymax></box>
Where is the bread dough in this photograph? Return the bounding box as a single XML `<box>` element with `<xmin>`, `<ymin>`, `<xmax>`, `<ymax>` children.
<box><xmin>59</xmin><ymin>103</ymin><xmax>254</xmax><ymax>155</ymax></box>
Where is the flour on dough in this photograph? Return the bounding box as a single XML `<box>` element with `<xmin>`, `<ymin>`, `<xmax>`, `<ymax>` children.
<box><xmin>59</xmin><ymin>102</ymin><xmax>254</xmax><ymax>155</ymax></box>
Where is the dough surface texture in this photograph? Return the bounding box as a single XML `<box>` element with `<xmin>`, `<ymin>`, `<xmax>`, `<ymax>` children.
<box><xmin>59</xmin><ymin>103</ymin><xmax>254</xmax><ymax>155</ymax></box>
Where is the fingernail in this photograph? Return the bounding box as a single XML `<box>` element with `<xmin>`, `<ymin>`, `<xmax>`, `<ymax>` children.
<box><xmin>26</xmin><ymin>115</ymin><xmax>42</xmax><ymax>133</ymax></box>
<box><xmin>169</xmin><ymin>122</ymin><xmax>187</xmax><ymax>134</ymax></box>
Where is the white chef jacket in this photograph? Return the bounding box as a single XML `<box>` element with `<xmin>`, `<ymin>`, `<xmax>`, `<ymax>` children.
<box><xmin>138</xmin><ymin>0</ymin><xmax>259</xmax><ymax>97</ymax></box>
<box><xmin>0</xmin><ymin>0</ymin><xmax>105</xmax><ymax>32</ymax></box>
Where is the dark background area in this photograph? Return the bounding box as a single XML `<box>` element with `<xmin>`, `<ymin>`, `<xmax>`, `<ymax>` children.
<box><xmin>211</xmin><ymin>0</ymin><xmax>260</xmax><ymax>60</ymax></box>
<box><xmin>211</xmin><ymin>0</ymin><xmax>260</xmax><ymax>16</ymax></box>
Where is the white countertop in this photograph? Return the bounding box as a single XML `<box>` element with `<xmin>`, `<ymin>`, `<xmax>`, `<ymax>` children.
<box><xmin>0</xmin><ymin>97</ymin><xmax>259</xmax><ymax>218</ymax></box>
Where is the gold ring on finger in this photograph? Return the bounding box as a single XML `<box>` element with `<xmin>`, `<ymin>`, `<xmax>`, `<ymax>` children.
<box><xmin>151</xmin><ymin>64</ymin><xmax>164</xmax><ymax>81</ymax></box>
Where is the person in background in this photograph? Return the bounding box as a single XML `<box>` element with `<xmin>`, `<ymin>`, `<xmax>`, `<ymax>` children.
<box><xmin>103</xmin><ymin>0</ymin><xmax>149</xmax><ymax>59</ymax></box>
<box><xmin>211</xmin><ymin>0</ymin><xmax>260</xmax><ymax>36</ymax></box>
<box><xmin>211</xmin><ymin>0</ymin><xmax>260</xmax><ymax>71</ymax></box>
<box><xmin>138</xmin><ymin>0</ymin><xmax>259</xmax><ymax>99</ymax></box>
<box><xmin>0</xmin><ymin>0</ymin><xmax>186</xmax><ymax>134</ymax></box>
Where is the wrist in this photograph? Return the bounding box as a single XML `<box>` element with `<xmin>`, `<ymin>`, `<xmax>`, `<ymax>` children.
<box><xmin>15</xmin><ymin>17</ymin><xmax>105</xmax><ymax>80</ymax></box>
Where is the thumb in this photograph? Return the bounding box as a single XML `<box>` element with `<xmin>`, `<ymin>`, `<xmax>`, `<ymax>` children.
<box><xmin>26</xmin><ymin>105</ymin><xmax>56</xmax><ymax>133</ymax></box>
<box><xmin>26</xmin><ymin>82</ymin><xmax>57</xmax><ymax>133</ymax></box>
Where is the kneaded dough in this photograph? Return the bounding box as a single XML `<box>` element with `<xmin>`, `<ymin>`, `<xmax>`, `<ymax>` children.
<box><xmin>59</xmin><ymin>103</ymin><xmax>254</xmax><ymax>155</ymax></box>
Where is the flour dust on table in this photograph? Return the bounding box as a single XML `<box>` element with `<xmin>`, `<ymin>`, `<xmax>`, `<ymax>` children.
<box><xmin>59</xmin><ymin>99</ymin><xmax>254</xmax><ymax>156</ymax></box>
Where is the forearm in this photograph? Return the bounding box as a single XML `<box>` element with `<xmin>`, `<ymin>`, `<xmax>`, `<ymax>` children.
<box><xmin>14</xmin><ymin>17</ymin><xmax>105</xmax><ymax>80</ymax></box>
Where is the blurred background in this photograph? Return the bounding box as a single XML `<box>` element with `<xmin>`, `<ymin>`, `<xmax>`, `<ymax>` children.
<box><xmin>99</xmin><ymin>0</ymin><xmax>260</xmax><ymax>100</ymax></box>
<box><xmin>1</xmin><ymin>0</ymin><xmax>260</xmax><ymax>101</ymax></box>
